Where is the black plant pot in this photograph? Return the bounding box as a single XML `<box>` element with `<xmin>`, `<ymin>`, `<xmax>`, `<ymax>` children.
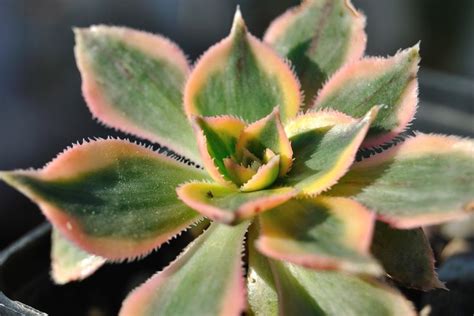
<box><xmin>0</xmin><ymin>224</ymin><xmax>49</xmax><ymax>316</ymax></box>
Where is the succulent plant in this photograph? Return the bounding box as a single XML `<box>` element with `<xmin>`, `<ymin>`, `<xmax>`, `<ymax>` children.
<box><xmin>1</xmin><ymin>0</ymin><xmax>474</xmax><ymax>315</ymax></box>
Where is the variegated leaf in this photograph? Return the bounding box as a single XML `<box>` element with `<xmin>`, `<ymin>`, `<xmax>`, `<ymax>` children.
<box><xmin>176</xmin><ymin>182</ymin><xmax>296</xmax><ymax>224</ymax></box>
<box><xmin>312</xmin><ymin>45</ymin><xmax>420</xmax><ymax>146</ymax></box>
<box><xmin>270</xmin><ymin>261</ymin><xmax>415</xmax><ymax>315</ymax></box>
<box><xmin>75</xmin><ymin>26</ymin><xmax>201</xmax><ymax>163</ymax></box>
<box><xmin>184</xmin><ymin>9</ymin><xmax>301</xmax><ymax>123</ymax></box>
<box><xmin>120</xmin><ymin>222</ymin><xmax>248</xmax><ymax>316</ymax></box>
<box><xmin>257</xmin><ymin>197</ymin><xmax>381</xmax><ymax>275</ymax></box>
<box><xmin>0</xmin><ymin>139</ymin><xmax>208</xmax><ymax>260</ymax></box>
<box><xmin>265</xmin><ymin>0</ymin><xmax>366</xmax><ymax>107</ymax></box>
<box><xmin>283</xmin><ymin>107</ymin><xmax>378</xmax><ymax>196</ymax></box>
<box><xmin>328</xmin><ymin>134</ymin><xmax>474</xmax><ymax>228</ymax></box>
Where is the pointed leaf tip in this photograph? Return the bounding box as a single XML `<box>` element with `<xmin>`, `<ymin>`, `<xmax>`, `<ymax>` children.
<box><xmin>231</xmin><ymin>7</ymin><xmax>246</xmax><ymax>35</ymax></box>
<box><xmin>312</xmin><ymin>44</ymin><xmax>420</xmax><ymax>146</ymax></box>
<box><xmin>184</xmin><ymin>11</ymin><xmax>301</xmax><ymax>123</ymax></box>
<box><xmin>1</xmin><ymin>139</ymin><xmax>209</xmax><ymax>260</ymax></box>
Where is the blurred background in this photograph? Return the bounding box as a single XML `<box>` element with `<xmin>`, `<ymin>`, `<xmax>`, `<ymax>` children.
<box><xmin>0</xmin><ymin>0</ymin><xmax>473</xmax><ymax>249</ymax></box>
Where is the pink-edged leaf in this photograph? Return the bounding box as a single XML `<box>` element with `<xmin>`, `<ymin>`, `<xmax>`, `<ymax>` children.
<box><xmin>51</xmin><ymin>228</ymin><xmax>105</xmax><ymax>284</ymax></box>
<box><xmin>328</xmin><ymin>133</ymin><xmax>474</xmax><ymax>228</ymax></box>
<box><xmin>312</xmin><ymin>45</ymin><xmax>420</xmax><ymax>146</ymax></box>
<box><xmin>371</xmin><ymin>221</ymin><xmax>444</xmax><ymax>290</ymax></box>
<box><xmin>74</xmin><ymin>26</ymin><xmax>201</xmax><ymax>163</ymax></box>
<box><xmin>176</xmin><ymin>182</ymin><xmax>296</xmax><ymax>224</ymax></box>
<box><xmin>264</xmin><ymin>0</ymin><xmax>367</xmax><ymax>107</ymax></box>
<box><xmin>184</xmin><ymin>9</ymin><xmax>301</xmax><ymax>123</ymax></box>
<box><xmin>236</xmin><ymin>107</ymin><xmax>293</xmax><ymax>177</ymax></box>
<box><xmin>270</xmin><ymin>261</ymin><xmax>416</xmax><ymax>315</ymax></box>
<box><xmin>282</xmin><ymin>106</ymin><xmax>379</xmax><ymax>196</ymax></box>
<box><xmin>120</xmin><ymin>221</ymin><xmax>249</xmax><ymax>316</ymax></box>
<box><xmin>257</xmin><ymin>196</ymin><xmax>381</xmax><ymax>275</ymax></box>
<box><xmin>0</xmin><ymin>139</ymin><xmax>209</xmax><ymax>260</ymax></box>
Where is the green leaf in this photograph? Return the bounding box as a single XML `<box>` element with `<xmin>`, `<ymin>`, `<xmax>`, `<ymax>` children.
<box><xmin>283</xmin><ymin>107</ymin><xmax>378</xmax><ymax>196</ymax></box>
<box><xmin>0</xmin><ymin>139</ymin><xmax>209</xmax><ymax>260</ymax></box>
<box><xmin>177</xmin><ymin>181</ymin><xmax>296</xmax><ymax>224</ymax></box>
<box><xmin>247</xmin><ymin>224</ymin><xmax>279</xmax><ymax>316</ymax></box>
<box><xmin>264</xmin><ymin>0</ymin><xmax>366</xmax><ymax>107</ymax></box>
<box><xmin>328</xmin><ymin>134</ymin><xmax>474</xmax><ymax>228</ymax></box>
<box><xmin>74</xmin><ymin>26</ymin><xmax>201</xmax><ymax>163</ymax></box>
<box><xmin>51</xmin><ymin>228</ymin><xmax>105</xmax><ymax>284</ymax></box>
<box><xmin>371</xmin><ymin>221</ymin><xmax>444</xmax><ymax>290</ymax></box>
<box><xmin>257</xmin><ymin>197</ymin><xmax>381</xmax><ymax>275</ymax></box>
<box><xmin>120</xmin><ymin>222</ymin><xmax>248</xmax><ymax>316</ymax></box>
<box><xmin>270</xmin><ymin>261</ymin><xmax>415</xmax><ymax>316</ymax></box>
<box><xmin>184</xmin><ymin>9</ymin><xmax>301</xmax><ymax>123</ymax></box>
<box><xmin>312</xmin><ymin>45</ymin><xmax>420</xmax><ymax>146</ymax></box>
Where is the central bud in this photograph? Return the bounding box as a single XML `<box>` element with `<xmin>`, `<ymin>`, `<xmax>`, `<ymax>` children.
<box><xmin>194</xmin><ymin>107</ymin><xmax>293</xmax><ymax>192</ymax></box>
<box><xmin>225</xmin><ymin>145</ymin><xmax>281</xmax><ymax>192</ymax></box>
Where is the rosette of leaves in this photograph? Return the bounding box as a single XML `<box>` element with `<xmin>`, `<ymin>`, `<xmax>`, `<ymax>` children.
<box><xmin>1</xmin><ymin>1</ymin><xmax>473</xmax><ymax>315</ymax></box>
